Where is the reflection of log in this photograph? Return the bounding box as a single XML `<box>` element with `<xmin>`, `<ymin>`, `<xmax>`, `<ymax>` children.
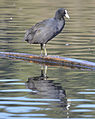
<box><xmin>0</xmin><ymin>51</ymin><xmax>95</xmax><ymax>70</ymax></box>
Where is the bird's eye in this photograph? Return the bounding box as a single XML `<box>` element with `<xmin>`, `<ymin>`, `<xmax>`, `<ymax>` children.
<box><xmin>64</xmin><ymin>10</ymin><xmax>66</xmax><ymax>15</ymax></box>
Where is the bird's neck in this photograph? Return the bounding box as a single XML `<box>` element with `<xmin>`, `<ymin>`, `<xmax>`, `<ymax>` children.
<box><xmin>54</xmin><ymin>13</ymin><xmax>65</xmax><ymax>21</ymax></box>
<box><xmin>54</xmin><ymin>18</ymin><xmax>65</xmax><ymax>33</ymax></box>
<box><xmin>55</xmin><ymin>17</ymin><xmax>64</xmax><ymax>21</ymax></box>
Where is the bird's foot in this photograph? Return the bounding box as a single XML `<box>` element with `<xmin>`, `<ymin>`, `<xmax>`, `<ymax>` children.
<box><xmin>40</xmin><ymin>54</ymin><xmax>48</xmax><ymax>57</ymax></box>
<box><xmin>44</xmin><ymin>54</ymin><xmax>48</xmax><ymax>57</ymax></box>
<box><xmin>40</xmin><ymin>54</ymin><xmax>44</xmax><ymax>57</ymax></box>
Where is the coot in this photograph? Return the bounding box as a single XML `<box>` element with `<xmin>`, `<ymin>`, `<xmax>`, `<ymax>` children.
<box><xmin>24</xmin><ymin>8</ymin><xmax>70</xmax><ymax>56</ymax></box>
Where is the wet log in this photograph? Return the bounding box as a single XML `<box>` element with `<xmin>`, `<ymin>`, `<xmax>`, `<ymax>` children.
<box><xmin>0</xmin><ymin>51</ymin><xmax>95</xmax><ymax>70</ymax></box>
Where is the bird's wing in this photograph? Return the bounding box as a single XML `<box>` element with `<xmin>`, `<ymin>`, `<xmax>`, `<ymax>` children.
<box><xmin>24</xmin><ymin>25</ymin><xmax>36</xmax><ymax>43</ymax></box>
<box><xmin>32</xmin><ymin>19</ymin><xmax>58</xmax><ymax>44</ymax></box>
<box><xmin>24</xmin><ymin>19</ymin><xmax>49</xmax><ymax>43</ymax></box>
<box><xmin>24</xmin><ymin>18</ymin><xmax>58</xmax><ymax>44</ymax></box>
<box><xmin>34</xmin><ymin>19</ymin><xmax>48</xmax><ymax>30</ymax></box>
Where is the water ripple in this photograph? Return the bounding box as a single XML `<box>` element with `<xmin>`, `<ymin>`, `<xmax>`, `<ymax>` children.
<box><xmin>0</xmin><ymin>101</ymin><xmax>50</xmax><ymax>105</ymax></box>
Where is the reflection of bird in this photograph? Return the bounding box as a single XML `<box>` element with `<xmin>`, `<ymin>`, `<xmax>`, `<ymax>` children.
<box><xmin>26</xmin><ymin>65</ymin><xmax>68</xmax><ymax>109</ymax></box>
<box><xmin>24</xmin><ymin>8</ymin><xmax>70</xmax><ymax>56</ymax></box>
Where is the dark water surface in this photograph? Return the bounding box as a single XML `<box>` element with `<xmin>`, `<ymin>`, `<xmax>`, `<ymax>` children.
<box><xmin>0</xmin><ymin>0</ymin><xmax>95</xmax><ymax>119</ymax></box>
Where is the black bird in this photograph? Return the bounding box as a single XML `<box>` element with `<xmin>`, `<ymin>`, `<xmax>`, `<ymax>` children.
<box><xmin>24</xmin><ymin>8</ymin><xmax>70</xmax><ymax>56</ymax></box>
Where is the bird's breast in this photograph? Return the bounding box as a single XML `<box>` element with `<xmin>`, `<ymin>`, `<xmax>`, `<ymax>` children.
<box><xmin>56</xmin><ymin>19</ymin><xmax>65</xmax><ymax>32</ymax></box>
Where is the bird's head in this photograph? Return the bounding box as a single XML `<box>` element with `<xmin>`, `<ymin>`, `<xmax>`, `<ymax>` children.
<box><xmin>55</xmin><ymin>8</ymin><xmax>70</xmax><ymax>20</ymax></box>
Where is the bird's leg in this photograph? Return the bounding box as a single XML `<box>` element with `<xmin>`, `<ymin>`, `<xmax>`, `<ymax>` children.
<box><xmin>40</xmin><ymin>44</ymin><xmax>44</xmax><ymax>56</ymax></box>
<box><xmin>43</xmin><ymin>44</ymin><xmax>47</xmax><ymax>56</ymax></box>
<box><xmin>41</xmin><ymin>65</ymin><xmax>44</xmax><ymax>77</ymax></box>
<box><xmin>44</xmin><ymin>65</ymin><xmax>48</xmax><ymax>79</ymax></box>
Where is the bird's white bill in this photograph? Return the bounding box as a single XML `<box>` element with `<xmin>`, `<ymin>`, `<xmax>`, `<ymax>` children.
<box><xmin>65</xmin><ymin>10</ymin><xmax>70</xmax><ymax>19</ymax></box>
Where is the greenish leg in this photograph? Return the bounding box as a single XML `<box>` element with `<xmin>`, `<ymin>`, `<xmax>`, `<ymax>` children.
<box><xmin>40</xmin><ymin>65</ymin><xmax>48</xmax><ymax>79</ymax></box>
<box><xmin>43</xmin><ymin>44</ymin><xmax>47</xmax><ymax>56</ymax></box>
<box><xmin>44</xmin><ymin>65</ymin><xmax>48</xmax><ymax>79</ymax></box>
<box><xmin>41</xmin><ymin>65</ymin><xmax>44</xmax><ymax>77</ymax></box>
<box><xmin>40</xmin><ymin>44</ymin><xmax>43</xmax><ymax>56</ymax></box>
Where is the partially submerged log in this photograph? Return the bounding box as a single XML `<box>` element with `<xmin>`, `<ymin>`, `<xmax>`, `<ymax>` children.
<box><xmin>0</xmin><ymin>51</ymin><xmax>95</xmax><ymax>70</ymax></box>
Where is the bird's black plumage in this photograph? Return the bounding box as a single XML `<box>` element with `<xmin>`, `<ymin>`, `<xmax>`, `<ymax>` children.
<box><xmin>24</xmin><ymin>8</ymin><xmax>70</xmax><ymax>56</ymax></box>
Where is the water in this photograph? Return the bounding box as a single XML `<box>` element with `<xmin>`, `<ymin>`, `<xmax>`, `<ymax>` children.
<box><xmin>0</xmin><ymin>0</ymin><xmax>95</xmax><ymax>118</ymax></box>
